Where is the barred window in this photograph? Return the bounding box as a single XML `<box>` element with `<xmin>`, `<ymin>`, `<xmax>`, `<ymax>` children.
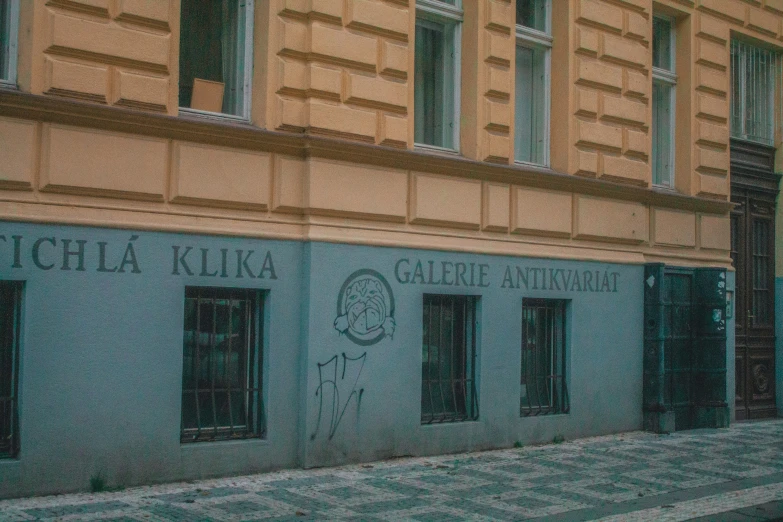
<box><xmin>521</xmin><ymin>298</ymin><xmax>568</xmax><ymax>416</ymax></box>
<box><xmin>731</xmin><ymin>39</ymin><xmax>781</xmax><ymax>146</ymax></box>
<box><xmin>181</xmin><ymin>287</ymin><xmax>264</xmax><ymax>443</ymax></box>
<box><xmin>0</xmin><ymin>281</ymin><xmax>22</xmax><ymax>458</ymax></box>
<box><xmin>422</xmin><ymin>294</ymin><xmax>478</xmax><ymax>424</ymax></box>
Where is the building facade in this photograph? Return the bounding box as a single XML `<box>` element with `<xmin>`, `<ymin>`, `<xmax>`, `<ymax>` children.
<box><xmin>0</xmin><ymin>0</ymin><xmax>778</xmax><ymax>498</ymax></box>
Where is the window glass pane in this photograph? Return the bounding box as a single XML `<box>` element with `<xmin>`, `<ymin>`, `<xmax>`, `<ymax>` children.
<box><xmin>521</xmin><ymin>299</ymin><xmax>567</xmax><ymax>416</ymax></box>
<box><xmin>652</xmin><ymin>17</ymin><xmax>672</xmax><ymax>71</ymax></box>
<box><xmin>415</xmin><ymin>19</ymin><xmax>455</xmax><ymax>149</ymax></box>
<box><xmin>182</xmin><ymin>287</ymin><xmax>262</xmax><ymax>443</ymax></box>
<box><xmin>730</xmin><ymin>39</ymin><xmax>778</xmax><ymax>145</ymax></box>
<box><xmin>516</xmin><ymin>0</ymin><xmax>547</xmax><ymax>33</ymax></box>
<box><xmin>422</xmin><ymin>295</ymin><xmax>478</xmax><ymax>424</ymax></box>
<box><xmin>652</xmin><ymin>82</ymin><xmax>673</xmax><ymax>187</ymax></box>
<box><xmin>179</xmin><ymin>0</ymin><xmax>248</xmax><ymax>116</ymax></box>
<box><xmin>515</xmin><ymin>44</ymin><xmax>546</xmax><ymax>164</ymax></box>
<box><xmin>0</xmin><ymin>0</ymin><xmax>10</xmax><ymax>80</ymax></box>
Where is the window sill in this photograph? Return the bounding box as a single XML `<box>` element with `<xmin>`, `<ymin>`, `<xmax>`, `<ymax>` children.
<box><xmin>414</xmin><ymin>143</ymin><xmax>460</xmax><ymax>156</ymax></box>
<box><xmin>514</xmin><ymin>159</ymin><xmax>549</xmax><ymax>170</ymax></box>
<box><xmin>179</xmin><ymin>107</ymin><xmax>251</xmax><ymax>125</ymax></box>
<box><xmin>421</xmin><ymin>419</ymin><xmax>481</xmax><ymax>427</ymax></box>
<box><xmin>0</xmin><ymin>80</ymin><xmax>18</xmax><ymax>90</ymax></box>
<box><xmin>180</xmin><ymin>437</ymin><xmax>269</xmax><ymax>449</ymax></box>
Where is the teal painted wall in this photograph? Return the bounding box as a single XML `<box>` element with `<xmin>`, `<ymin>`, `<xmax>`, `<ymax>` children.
<box><xmin>0</xmin><ymin>222</ymin><xmax>647</xmax><ymax>497</ymax></box>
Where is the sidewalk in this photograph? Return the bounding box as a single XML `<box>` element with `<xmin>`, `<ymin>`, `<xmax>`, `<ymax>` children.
<box><xmin>2</xmin><ymin>420</ymin><xmax>783</xmax><ymax>521</ymax></box>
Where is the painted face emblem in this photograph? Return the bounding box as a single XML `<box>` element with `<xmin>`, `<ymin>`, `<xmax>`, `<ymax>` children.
<box><xmin>334</xmin><ymin>269</ymin><xmax>395</xmax><ymax>346</ymax></box>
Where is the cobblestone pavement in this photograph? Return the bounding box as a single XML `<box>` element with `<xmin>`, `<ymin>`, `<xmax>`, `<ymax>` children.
<box><xmin>3</xmin><ymin>420</ymin><xmax>783</xmax><ymax>521</ymax></box>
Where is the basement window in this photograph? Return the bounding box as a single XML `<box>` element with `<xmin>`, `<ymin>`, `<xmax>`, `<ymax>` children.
<box><xmin>422</xmin><ymin>294</ymin><xmax>479</xmax><ymax>424</ymax></box>
<box><xmin>179</xmin><ymin>0</ymin><xmax>254</xmax><ymax>119</ymax></box>
<box><xmin>181</xmin><ymin>287</ymin><xmax>265</xmax><ymax>443</ymax></box>
<box><xmin>0</xmin><ymin>0</ymin><xmax>19</xmax><ymax>87</ymax></box>
<box><xmin>521</xmin><ymin>298</ymin><xmax>569</xmax><ymax>416</ymax></box>
<box><xmin>0</xmin><ymin>281</ymin><xmax>22</xmax><ymax>458</ymax></box>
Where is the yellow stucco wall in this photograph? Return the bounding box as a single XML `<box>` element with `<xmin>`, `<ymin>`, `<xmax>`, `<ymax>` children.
<box><xmin>3</xmin><ymin>0</ymin><xmax>782</xmax><ymax>268</ymax></box>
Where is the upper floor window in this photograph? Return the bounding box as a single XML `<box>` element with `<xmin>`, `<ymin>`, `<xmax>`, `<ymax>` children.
<box><xmin>0</xmin><ymin>0</ymin><xmax>19</xmax><ymax>87</ymax></box>
<box><xmin>515</xmin><ymin>0</ymin><xmax>551</xmax><ymax>166</ymax></box>
<box><xmin>731</xmin><ymin>39</ymin><xmax>780</xmax><ymax>146</ymax></box>
<box><xmin>652</xmin><ymin>16</ymin><xmax>676</xmax><ymax>188</ymax></box>
<box><xmin>414</xmin><ymin>0</ymin><xmax>462</xmax><ymax>152</ymax></box>
<box><xmin>179</xmin><ymin>0</ymin><xmax>254</xmax><ymax>120</ymax></box>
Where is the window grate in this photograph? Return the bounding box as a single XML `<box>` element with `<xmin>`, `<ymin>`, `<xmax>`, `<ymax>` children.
<box><xmin>181</xmin><ymin>287</ymin><xmax>264</xmax><ymax>443</ymax></box>
<box><xmin>731</xmin><ymin>39</ymin><xmax>781</xmax><ymax>146</ymax></box>
<box><xmin>421</xmin><ymin>294</ymin><xmax>478</xmax><ymax>424</ymax></box>
<box><xmin>0</xmin><ymin>281</ymin><xmax>22</xmax><ymax>458</ymax></box>
<box><xmin>521</xmin><ymin>299</ymin><xmax>568</xmax><ymax>416</ymax></box>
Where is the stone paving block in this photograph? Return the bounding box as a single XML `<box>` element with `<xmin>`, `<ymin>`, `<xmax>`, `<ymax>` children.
<box><xmin>23</xmin><ymin>500</ymin><xmax>130</xmax><ymax>519</ymax></box>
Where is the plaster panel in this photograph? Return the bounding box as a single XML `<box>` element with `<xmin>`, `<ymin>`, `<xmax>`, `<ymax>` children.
<box><xmin>44</xmin><ymin>57</ymin><xmax>108</xmax><ymax>102</ymax></box>
<box><xmin>700</xmin><ymin>214</ymin><xmax>731</xmax><ymax>250</ymax></box>
<box><xmin>513</xmin><ymin>187</ymin><xmax>572</xmax><ymax>237</ymax></box>
<box><xmin>47</xmin><ymin>10</ymin><xmax>171</xmax><ymax>68</ymax></box>
<box><xmin>171</xmin><ymin>142</ymin><xmax>271</xmax><ymax>210</ymax></box>
<box><xmin>411</xmin><ymin>174</ymin><xmax>482</xmax><ymax>229</ymax></box>
<box><xmin>112</xmin><ymin>69</ymin><xmax>169</xmax><ymax>111</ymax></box>
<box><xmin>0</xmin><ymin>117</ymin><xmax>37</xmax><ymax>190</ymax></box>
<box><xmin>307</xmin><ymin>159</ymin><xmax>408</xmax><ymax>221</ymax></box>
<box><xmin>653</xmin><ymin>209</ymin><xmax>697</xmax><ymax>247</ymax></box>
<box><xmin>483</xmin><ymin>183</ymin><xmax>510</xmax><ymax>232</ymax></box>
<box><xmin>40</xmin><ymin>124</ymin><xmax>167</xmax><ymax>200</ymax></box>
<box><xmin>575</xmin><ymin>195</ymin><xmax>648</xmax><ymax>243</ymax></box>
<box><xmin>273</xmin><ymin>155</ymin><xmax>306</xmax><ymax>212</ymax></box>
<box><xmin>116</xmin><ymin>0</ymin><xmax>172</xmax><ymax>25</ymax></box>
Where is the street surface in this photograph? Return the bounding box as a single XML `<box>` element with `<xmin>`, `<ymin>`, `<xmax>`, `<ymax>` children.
<box><xmin>2</xmin><ymin>420</ymin><xmax>783</xmax><ymax>521</ymax></box>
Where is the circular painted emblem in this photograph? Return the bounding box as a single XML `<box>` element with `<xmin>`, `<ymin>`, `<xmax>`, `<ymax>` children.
<box><xmin>334</xmin><ymin>269</ymin><xmax>396</xmax><ymax>346</ymax></box>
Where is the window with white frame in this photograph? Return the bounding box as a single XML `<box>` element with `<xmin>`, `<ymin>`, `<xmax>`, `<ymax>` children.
<box><xmin>652</xmin><ymin>16</ymin><xmax>676</xmax><ymax>188</ymax></box>
<box><xmin>515</xmin><ymin>0</ymin><xmax>551</xmax><ymax>166</ymax></box>
<box><xmin>414</xmin><ymin>0</ymin><xmax>462</xmax><ymax>151</ymax></box>
<box><xmin>0</xmin><ymin>0</ymin><xmax>19</xmax><ymax>86</ymax></box>
<box><xmin>731</xmin><ymin>39</ymin><xmax>781</xmax><ymax>146</ymax></box>
<box><xmin>179</xmin><ymin>0</ymin><xmax>254</xmax><ymax>119</ymax></box>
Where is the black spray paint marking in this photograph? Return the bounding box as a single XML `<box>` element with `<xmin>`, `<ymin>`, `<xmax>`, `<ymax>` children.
<box><xmin>311</xmin><ymin>352</ymin><xmax>367</xmax><ymax>441</ymax></box>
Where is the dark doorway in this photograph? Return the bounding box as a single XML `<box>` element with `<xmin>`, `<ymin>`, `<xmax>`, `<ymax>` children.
<box><xmin>730</xmin><ymin>140</ymin><xmax>779</xmax><ymax>420</ymax></box>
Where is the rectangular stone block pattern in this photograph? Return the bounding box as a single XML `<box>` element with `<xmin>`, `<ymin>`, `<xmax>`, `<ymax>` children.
<box><xmin>411</xmin><ymin>174</ymin><xmax>481</xmax><ymax>229</ymax></box>
<box><xmin>696</xmin><ymin>172</ymin><xmax>729</xmax><ymax>198</ymax></box>
<box><xmin>273</xmin><ymin>155</ymin><xmax>306</xmax><ymax>212</ymax></box>
<box><xmin>748</xmin><ymin>7</ymin><xmax>779</xmax><ymax>35</ymax></box>
<box><xmin>602</xmin><ymin>155</ymin><xmax>649</xmax><ymax>184</ymax></box>
<box><xmin>601</xmin><ymin>33</ymin><xmax>647</xmax><ymax>68</ymax></box>
<box><xmin>483</xmin><ymin>183</ymin><xmax>510</xmax><ymax>231</ymax></box>
<box><xmin>308</xmin><ymin>100</ymin><xmax>377</xmax><ymax>139</ymax></box>
<box><xmin>380</xmin><ymin>40</ymin><xmax>408</xmax><ymax>78</ymax></box>
<box><xmin>0</xmin><ymin>117</ymin><xmax>36</xmax><ymax>189</ymax></box>
<box><xmin>308</xmin><ymin>159</ymin><xmax>408</xmax><ymax>220</ymax></box>
<box><xmin>486</xmin><ymin>31</ymin><xmax>512</xmax><ymax>65</ymax></box>
<box><xmin>577</xmin><ymin>57</ymin><xmax>623</xmax><ymax>90</ymax></box>
<box><xmin>279</xmin><ymin>18</ymin><xmax>308</xmax><ymax>55</ymax></box>
<box><xmin>696</xmin><ymin>93</ymin><xmax>728</xmax><ymax>122</ymax></box>
<box><xmin>653</xmin><ymin>209</ymin><xmax>696</xmax><ymax>247</ymax></box>
<box><xmin>700</xmin><ymin>214</ymin><xmax>731</xmax><ymax>250</ymax></box>
<box><xmin>575</xmin><ymin>195</ymin><xmax>648</xmax><ymax>243</ymax></box>
<box><xmin>40</xmin><ymin>124</ymin><xmax>167</xmax><ymax>199</ymax></box>
<box><xmin>601</xmin><ymin>94</ymin><xmax>647</xmax><ymax>126</ymax></box>
<box><xmin>116</xmin><ymin>0</ymin><xmax>172</xmax><ymax>24</ymax></box>
<box><xmin>698</xmin><ymin>0</ymin><xmax>745</xmax><ymax>25</ymax></box>
<box><xmin>48</xmin><ymin>11</ymin><xmax>171</xmax><ymax>68</ymax></box>
<box><xmin>112</xmin><ymin>69</ymin><xmax>169</xmax><ymax>110</ymax></box>
<box><xmin>278</xmin><ymin>59</ymin><xmax>308</xmax><ymax>93</ymax></box>
<box><xmin>696</xmin><ymin>65</ymin><xmax>727</xmax><ymax>95</ymax></box>
<box><xmin>347</xmin><ymin>0</ymin><xmax>408</xmax><ymax>38</ymax></box>
<box><xmin>310</xmin><ymin>23</ymin><xmax>378</xmax><ymax>68</ymax></box>
<box><xmin>487</xmin><ymin>0</ymin><xmax>512</xmax><ymax>30</ymax></box>
<box><xmin>578</xmin><ymin>0</ymin><xmax>624</xmax><ymax>32</ymax></box>
<box><xmin>697</xmin><ymin>119</ymin><xmax>729</xmax><ymax>147</ymax></box>
<box><xmin>576</xmin><ymin>120</ymin><xmax>623</xmax><ymax>150</ymax></box>
<box><xmin>696</xmin><ymin>13</ymin><xmax>729</xmax><ymax>43</ymax></box>
<box><xmin>309</xmin><ymin>65</ymin><xmax>341</xmax><ymax>96</ymax></box>
<box><xmin>346</xmin><ymin>73</ymin><xmax>407</xmax><ymax>110</ymax></box>
<box><xmin>513</xmin><ymin>187</ymin><xmax>572</xmax><ymax>237</ymax></box>
<box><xmin>379</xmin><ymin>114</ymin><xmax>407</xmax><ymax>146</ymax></box>
<box><xmin>44</xmin><ymin>57</ymin><xmax>108</xmax><ymax>101</ymax></box>
<box><xmin>696</xmin><ymin>38</ymin><xmax>728</xmax><ymax>69</ymax></box>
<box><xmin>696</xmin><ymin>146</ymin><xmax>728</xmax><ymax>174</ymax></box>
<box><xmin>171</xmin><ymin>142</ymin><xmax>271</xmax><ymax>209</ymax></box>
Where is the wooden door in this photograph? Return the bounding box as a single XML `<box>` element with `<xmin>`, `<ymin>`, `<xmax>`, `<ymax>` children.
<box><xmin>731</xmin><ymin>141</ymin><xmax>779</xmax><ymax>420</ymax></box>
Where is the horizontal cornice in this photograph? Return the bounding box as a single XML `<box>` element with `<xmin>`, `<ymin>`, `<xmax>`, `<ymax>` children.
<box><xmin>0</xmin><ymin>90</ymin><xmax>734</xmax><ymax>215</ymax></box>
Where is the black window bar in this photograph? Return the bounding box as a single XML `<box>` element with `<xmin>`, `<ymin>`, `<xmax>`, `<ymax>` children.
<box><xmin>0</xmin><ymin>281</ymin><xmax>22</xmax><ymax>458</ymax></box>
<box><xmin>521</xmin><ymin>299</ymin><xmax>569</xmax><ymax>416</ymax></box>
<box><xmin>181</xmin><ymin>287</ymin><xmax>264</xmax><ymax>443</ymax></box>
<box><xmin>422</xmin><ymin>294</ymin><xmax>479</xmax><ymax>424</ymax></box>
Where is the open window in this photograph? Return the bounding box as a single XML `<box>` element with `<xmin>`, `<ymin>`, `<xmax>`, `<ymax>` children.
<box><xmin>179</xmin><ymin>0</ymin><xmax>254</xmax><ymax>119</ymax></box>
